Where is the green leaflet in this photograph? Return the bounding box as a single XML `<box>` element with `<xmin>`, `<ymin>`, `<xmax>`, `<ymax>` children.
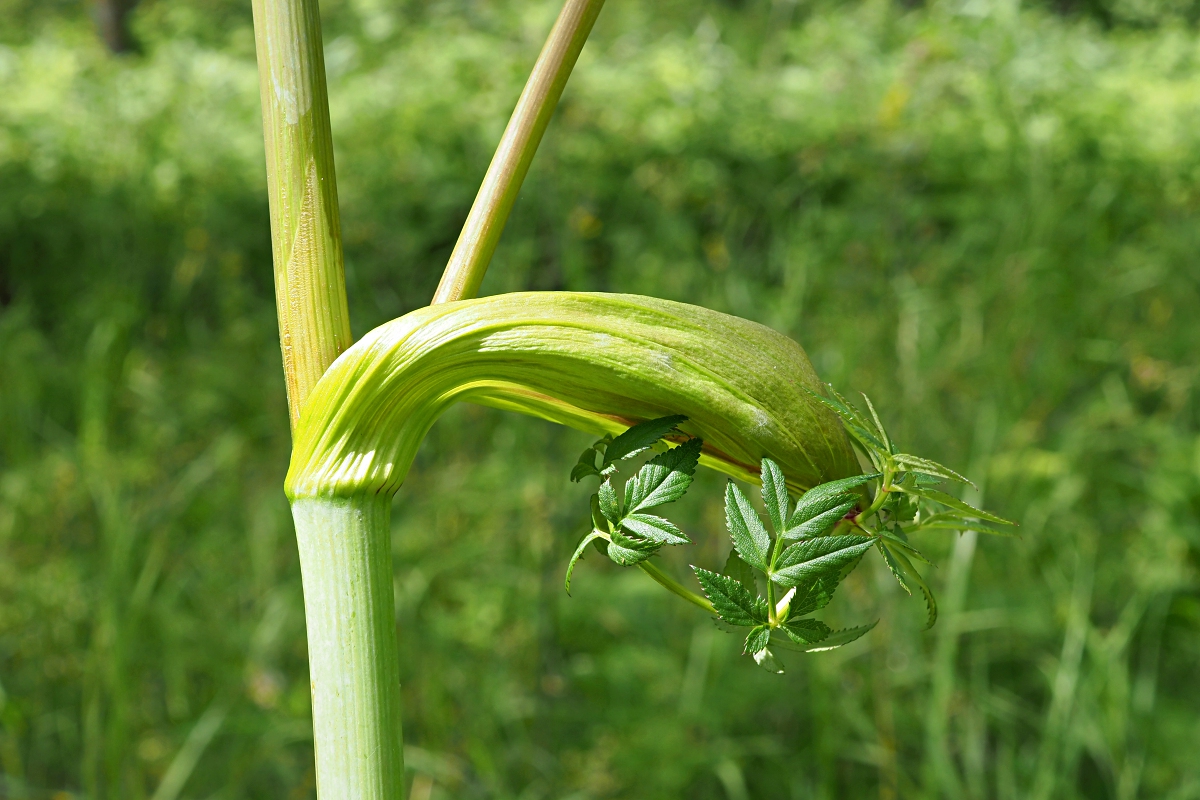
<box><xmin>692</xmin><ymin>567</ymin><xmax>766</xmax><ymax>627</ymax></box>
<box><xmin>801</xmin><ymin>622</ymin><xmax>878</xmax><ymax>652</ymax></box>
<box><xmin>286</xmin><ymin>292</ymin><xmax>858</xmax><ymax>500</ymax></box>
<box><xmin>607</xmin><ymin>528</ymin><xmax>655</xmax><ymax>566</ymax></box>
<box><xmin>602</xmin><ymin>415</ymin><xmax>687</xmax><ymax>471</ymax></box>
<box><xmin>884</xmin><ymin>542</ymin><xmax>938</xmax><ymax>629</ymax></box>
<box><xmin>722</xmin><ymin>550</ymin><xmax>757</xmax><ymax>595</ymax></box>
<box><xmin>808</xmin><ymin>390</ymin><xmax>888</xmax><ymax>458</ymax></box>
<box><xmin>725</xmin><ymin>481</ymin><xmax>772</xmax><ymax>571</ymax></box>
<box><xmin>620</xmin><ymin>513</ymin><xmax>689</xmax><ymax>545</ymax></box>
<box><xmin>772</xmin><ymin>535</ymin><xmax>875</xmax><ymax>588</ymax></box>
<box><xmin>913</xmin><ymin>518</ymin><xmax>1019</xmax><ymax>537</ymax></box>
<box><xmin>791</xmin><ymin>473</ymin><xmax>878</xmax><ymax>521</ymax></box>
<box><xmin>858</xmin><ymin>393</ymin><xmax>892</xmax><ymax>454</ymax></box>
<box><xmin>564</xmin><ymin>530</ymin><xmax>604</xmax><ymax>594</ymax></box>
<box><xmin>892</xmin><ymin>453</ymin><xmax>974</xmax><ymax>487</ymax></box>
<box><xmin>783</xmin><ymin>618</ymin><xmax>831</xmax><ymax>645</ymax></box>
<box><xmin>760</xmin><ymin>458</ymin><xmax>791</xmax><ymax>535</ymax></box>
<box><xmin>589</xmin><ymin>494</ymin><xmax>607</xmax><ymax>533</ymax></box>
<box><xmin>896</xmin><ymin>485</ymin><xmax>1016</xmax><ymax>526</ymax></box>
<box><xmin>744</xmin><ymin>625</ymin><xmax>771</xmax><ymax>656</ymax></box>
<box><xmin>623</xmin><ymin>437</ymin><xmax>702</xmax><ymax>512</ymax></box>
<box><xmin>597</xmin><ymin>480</ymin><xmax>621</xmax><ymax>524</ymax></box>
<box><xmin>786</xmin><ymin>573</ymin><xmax>842</xmax><ymax>617</ymax></box>
<box><xmin>784</xmin><ymin>500</ymin><xmax>857</xmax><ymax>540</ymax></box>
<box><xmin>569</xmin><ymin>445</ymin><xmax>604</xmax><ymax>482</ymax></box>
<box><xmin>878</xmin><ymin>540</ymin><xmax>913</xmax><ymax>595</ymax></box>
<box><xmin>876</xmin><ymin>528</ymin><xmax>934</xmax><ymax>566</ymax></box>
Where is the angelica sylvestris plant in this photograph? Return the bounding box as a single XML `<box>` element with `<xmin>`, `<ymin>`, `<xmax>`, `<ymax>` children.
<box><xmin>563</xmin><ymin>391</ymin><xmax>1013</xmax><ymax>673</ymax></box>
<box><xmin>249</xmin><ymin>0</ymin><xmax>1010</xmax><ymax>796</ymax></box>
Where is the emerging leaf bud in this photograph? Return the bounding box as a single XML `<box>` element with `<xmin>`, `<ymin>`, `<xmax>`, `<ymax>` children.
<box><xmin>775</xmin><ymin>586</ymin><xmax>797</xmax><ymax>621</ymax></box>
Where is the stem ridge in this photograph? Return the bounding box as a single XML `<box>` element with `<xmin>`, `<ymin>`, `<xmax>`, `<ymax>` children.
<box><xmin>293</xmin><ymin>495</ymin><xmax>405</xmax><ymax>799</ymax></box>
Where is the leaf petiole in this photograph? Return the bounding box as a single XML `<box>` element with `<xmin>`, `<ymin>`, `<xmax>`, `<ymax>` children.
<box><xmin>638</xmin><ymin>560</ymin><xmax>715</xmax><ymax>615</ymax></box>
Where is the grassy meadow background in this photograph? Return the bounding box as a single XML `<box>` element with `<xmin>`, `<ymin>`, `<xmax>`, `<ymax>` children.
<box><xmin>2</xmin><ymin>0</ymin><xmax>1199</xmax><ymax>797</ymax></box>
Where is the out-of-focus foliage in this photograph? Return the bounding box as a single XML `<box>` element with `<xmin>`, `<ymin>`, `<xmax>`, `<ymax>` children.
<box><xmin>2</xmin><ymin>0</ymin><xmax>1199</xmax><ymax>798</ymax></box>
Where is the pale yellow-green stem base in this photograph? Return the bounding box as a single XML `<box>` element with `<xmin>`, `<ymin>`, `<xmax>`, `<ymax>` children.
<box><xmin>292</xmin><ymin>496</ymin><xmax>405</xmax><ymax>799</ymax></box>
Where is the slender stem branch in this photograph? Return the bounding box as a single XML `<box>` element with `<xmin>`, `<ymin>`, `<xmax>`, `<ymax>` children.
<box><xmin>766</xmin><ymin>577</ymin><xmax>776</xmax><ymax>625</ymax></box>
<box><xmin>252</xmin><ymin>0</ymin><xmax>353</xmax><ymax>429</ymax></box>
<box><xmin>431</xmin><ymin>0</ymin><xmax>606</xmax><ymax>304</ymax></box>
<box><xmin>292</xmin><ymin>496</ymin><xmax>405</xmax><ymax>799</ymax></box>
<box><xmin>638</xmin><ymin>560</ymin><xmax>715</xmax><ymax>614</ymax></box>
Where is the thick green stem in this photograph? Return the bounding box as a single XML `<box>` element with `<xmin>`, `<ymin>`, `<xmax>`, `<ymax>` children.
<box><xmin>291</xmin><ymin>495</ymin><xmax>405</xmax><ymax>799</ymax></box>
<box><xmin>432</xmin><ymin>0</ymin><xmax>606</xmax><ymax>304</ymax></box>
<box><xmin>252</xmin><ymin>0</ymin><xmax>353</xmax><ymax>429</ymax></box>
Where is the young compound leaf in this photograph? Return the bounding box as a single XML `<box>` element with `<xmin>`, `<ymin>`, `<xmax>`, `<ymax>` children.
<box><xmin>773</xmin><ymin>535</ymin><xmax>875</xmax><ymax>588</ymax></box>
<box><xmin>892</xmin><ymin>453</ymin><xmax>974</xmax><ymax>487</ymax></box>
<box><xmin>565</xmin><ymin>530</ymin><xmax>605</xmax><ymax>594</ymax></box>
<box><xmin>620</xmin><ymin>513</ymin><xmax>690</xmax><ymax>545</ymax></box>
<box><xmin>898</xmin><ymin>486</ymin><xmax>1015</xmax><ymax>526</ymax></box>
<box><xmin>744</xmin><ymin>625</ymin><xmax>771</xmax><ymax>656</ymax></box>
<box><xmin>601</xmin><ymin>415</ymin><xmax>688</xmax><ymax>471</ymax></box>
<box><xmin>692</xmin><ymin>567</ymin><xmax>767</xmax><ymax>627</ymax></box>
<box><xmin>722</xmin><ymin>550</ymin><xmax>757</xmax><ymax>595</ymax></box>
<box><xmin>570</xmin><ymin>447</ymin><xmax>602</xmax><ymax>482</ymax></box>
<box><xmin>725</xmin><ymin>481</ymin><xmax>772</xmax><ymax>571</ymax></box>
<box><xmin>760</xmin><ymin>457</ymin><xmax>791</xmax><ymax>535</ymax></box>
<box><xmin>783</xmin><ymin>618</ymin><xmax>831</xmax><ymax>646</ymax></box>
<box><xmin>802</xmin><ymin>621</ymin><xmax>878</xmax><ymax>652</ymax></box>
<box><xmin>623</xmin><ymin>437</ymin><xmax>702</xmax><ymax>513</ymax></box>
<box><xmin>597</xmin><ymin>480</ymin><xmax>621</xmax><ymax>524</ymax></box>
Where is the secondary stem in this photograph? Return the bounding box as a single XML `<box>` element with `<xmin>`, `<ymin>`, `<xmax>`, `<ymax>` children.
<box><xmin>639</xmin><ymin>560</ymin><xmax>715</xmax><ymax>614</ymax></box>
<box><xmin>252</xmin><ymin>0</ymin><xmax>353</xmax><ymax>429</ymax></box>
<box><xmin>292</xmin><ymin>495</ymin><xmax>405</xmax><ymax>799</ymax></box>
<box><xmin>431</xmin><ymin>0</ymin><xmax>606</xmax><ymax>304</ymax></box>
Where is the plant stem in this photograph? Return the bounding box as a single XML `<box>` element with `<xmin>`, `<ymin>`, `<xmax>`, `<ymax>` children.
<box><xmin>639</xmin><ymin>561</ymin><xmax>715</xmax><ymax>614</ymax></box>
<box><xmin>292</xmin><ymin>495</ymin><xmax>405</xmax><ymax>799</ymax></box>
<box><xmin>252</xmin><ymin>0</ymin><xmax>353</xmax><ymax>429</ymax></box>
<box><xmin>252</xmin><ymin>5</ymin><xmax>398</xmax><ymax>795</ymax></box>
<box><xmin>432</xmin><ymin>0</ymin><xmax>606</xmax><ymax>304</ymax></box>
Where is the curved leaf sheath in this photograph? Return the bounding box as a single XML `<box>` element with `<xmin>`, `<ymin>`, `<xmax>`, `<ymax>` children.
<box><xmin>286</xmin><ymin>292</ymin><xmax>858</xmax><ymax>500</ymax></box>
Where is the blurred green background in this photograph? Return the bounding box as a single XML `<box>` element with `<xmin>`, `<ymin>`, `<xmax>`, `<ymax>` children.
<box><xmin>2</xmin><ymin>0</ymin><xmax>1199</xmax><ymax>797</ymax></box>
